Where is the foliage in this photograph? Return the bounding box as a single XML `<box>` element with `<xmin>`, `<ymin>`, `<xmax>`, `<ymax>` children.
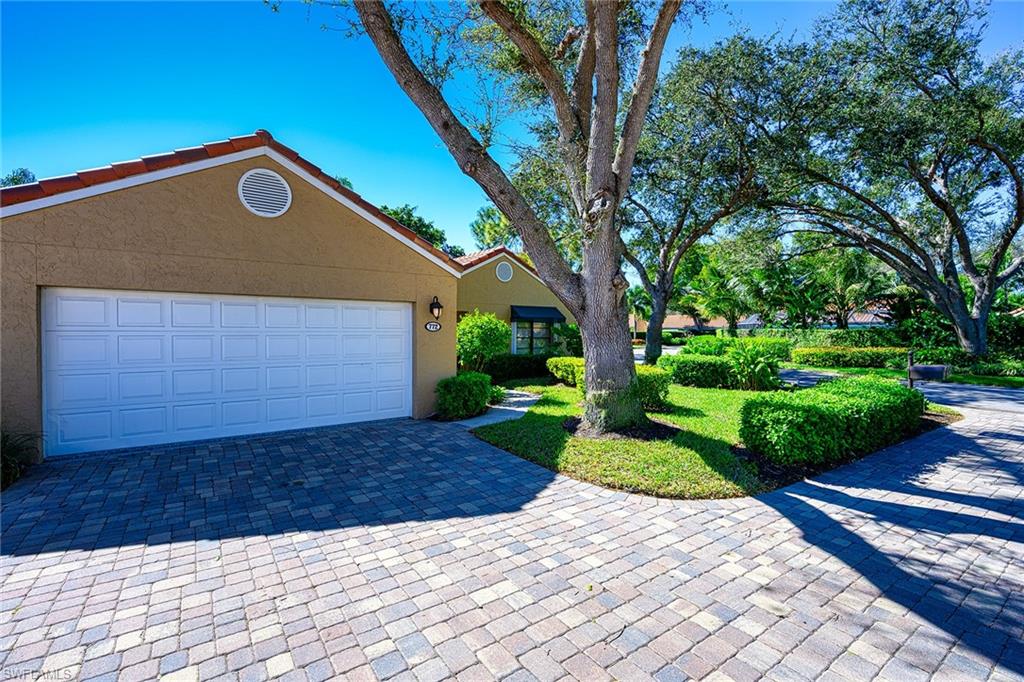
<box><xmin>791</xmin><ymin>347</ymin><xmax>908</xmax><ymax>368</ymax></box>
<box><xmin>627</xmin><ymin>286</ymin><xmax>652</xmax><ymax>337</ymax></box>
<box><xmin>661</xmin><ymin>331</ymin><xmax>686</xmax><ymax>346</ymax></box>
<box><xmin>552</xmin><ymin>323</ymin><xmax>582</xmax><ymax>356</ymax></box>
<box><xmin>684</xmin><ymin>335</ymin><xmax>733</xmax><ymax>356</ymax></box>
<box><xmin>739</xmin><ymin>338</ymin><xmax>794</xmax><ymax>362</ymax></box>
<box><xmin>740</xmin><ymin>377</ymin><xmax>925</xmax><ymax>466</ymax></box>
<box><xmin>688</xmin><ymin>257</ymin><xmax>751</xmax><ymax>334</ymax></box>
<box><xmin>656</xmin><ymin>353</ymin><xmax>735</xmax><ymax>388</ymax></box>
<box><xmin>456</xmin><ymin>311</ymin><xmax>511</xmax><ymax>372</ymax></box>
<box><xmin>435</xmin><ymin>372</ymin><xmax>492</xmax><ymax>420</ymax></box>
<box><xmin>2</xmin><ymin>431</ymin><xmax>37</xmax><ymax>490</ymax></box>
<box><xmin>470</xmin><ymin>205</ymin><xmax>519</xmax><ymax>250</ymax></box>
<box><xmin>473</xmin><ymin>383</ymin><xmax>764</xmax><ymax>499</ymax></box>
<box><xmin>380</xmin><ymin>203</ymin><xmax>465</xmax><ymax>258</ymax></box>
<box><xmin>489</xmin><ymin>384</ymin><xmax>507</xmax><ymax>405</ymax></box>
<box><xmin>727</xmin><ymin>344</ymin><xmax>781</xmax><ymax>391</ymax></box>
<box><xmin>686</xmin><ymin>336</ymin><xmax>792</xmax><ymax>362</ymax></box>
<box><xmin>1</xmin><ymin>168</ymin><xmax>35</xmax><ymax>187</ymax></box>
<box><xmin>546</xmin><ymin>356</ymin><xmax>585</xmax><ymax>387</ymax></box>
<box><xmin>482</xmin><ymin>353</ymin><xmax>552</xmax><ymax>383</ymax></box>
<box><xmin>633</xmin><ymin>366</ymin><xmax>672</xmax><ymax>410</ymax></box>
<box><xmin>734</xmin><ymin>327</ymin><xmax>904</xmax><ymax>348</ymax></box>
<box><xmin>962</xmin><ymin>359</ymin><xmax>1024</xmax><ymax>377</ymax></box>
<box><xmin>713</xmin><ymin>0</ymin><xmax>1024</xmax><ymax>355</ymax></box>
<box><xmin>331</xmin><ymin>174</ymin><xmax>354</xmax><ymax>190</ymax></box>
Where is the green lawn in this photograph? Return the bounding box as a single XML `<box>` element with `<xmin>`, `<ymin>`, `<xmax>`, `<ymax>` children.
<box><xmin>784</xmin><ymin>363</ymin><xmax>1024</xmax><ymax>389</ymax></box>
<box><xmin>475</xmin><ymin>383</ymin><xmax>765</xmax><ymax>499</ymax></box>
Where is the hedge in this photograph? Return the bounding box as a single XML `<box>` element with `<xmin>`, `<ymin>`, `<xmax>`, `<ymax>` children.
<box><xmin>685</xmin><ymin>336</ymin><xmax>792</xmax><ymax>361</ymax></box>
<box><xmin>791</xmin><ymin>346</ymin><xmax>908</xmax><ymax>368</ymax></box>
<box><xmin>656</xmin><ymin>353</ymin><xmax>735</xmax><ymax>388</ymax></box>
<box><xmin>436</xmin><ymin>372</ymin><xmax>492</xmax><ymax>420</ymax></box>
<box><xmin>633</xmin><ymin>365</ymin><xmax>671</xmax><ymax>409</ymax></box>
<box><xmin>740</xmin><ymin>377</ymin><xmax>925</xmax><ymax>466</ymax></box>
<box><xmin>482</xmin><ymin>353</ymin><xmax>552</xmax><ymax>382</ymax></box>
<box><xmin>724</xmin><ymin>327</ymin><xmax>903</xmax><ymax>348</ymax></box>
<box><xmin>546</xmin><ymin>357</ymin><xmax>585</xmax><ymax>386</ymax></box>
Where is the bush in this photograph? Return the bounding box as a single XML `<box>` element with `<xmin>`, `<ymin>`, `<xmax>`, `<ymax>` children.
<box><xmin>436</xmin><ymin>372</ymin><xmax>492</xmax><ymax>420</ymax></box>
<box><xmin>552</xmin><ymin>323</ymin><xmax>583</xmax><ymax>356</ymax></box>
<box><xmin>489</xmin><ymin>384</ymin><xmax>507</xmax><ymax>405</ymax></box>
<box><xmin>546</xmin><ymin>356</ymin><xmax>585</xmax><ymax>386</ymax></box>
<box><xmin>728</xmin><ymin>327</ymin><xmax>904</xmax><ymax>348</ymax></box>
<box><xmin>661</xmin><ymin>331</ymin><xmax>686</xmax><ymax>346</ymax></box>
<box><xmin>456</xmin><ymin>311</ymin><xmax>511</xmax><ymax>371</ymax></box>
<box><xmin>634</xmin><ymin>366</ymin><xmax>671</xmax><ymax>410</ymax></box>
<box><xmin>791</xmin><ymin>346</ymin><xmax>908</xmax><ymax>368</ymax></box>
<box><xmin>739</xmin><ymin>337</ymin><xmax>793</xmax><ymax>362</ymax></box>
<box><xmin>740</xmin><ymin>377</ymin><xmax>924</xmax><ymax>466</ymax></box>
<box><xmin>961</xmin><ymin>359</ymin><xmax>1024</xmax><ymax>377</ymax></box>
<box><xmin>2</xmin><ymin>431</ymin><xmax>37</xmax><ymax>490</ymax></box>
<box><xmin>727</xmin><ymin>343</ymin><xmax>781</xmax><ymax>391</ymax></box>
<box><xmin>482</xmin><ymin>353</ymin><xmax>551</xmax><ymax>382</ymax></box>
<box><xmin>685</xmin><ymin>336</ymin><xmax>735</xmax><ymax>356</ymax></box>
<box><xmin>656</xmin><ymin>353</ymin><xmax>735</xmax><ymax>388</ymax></box>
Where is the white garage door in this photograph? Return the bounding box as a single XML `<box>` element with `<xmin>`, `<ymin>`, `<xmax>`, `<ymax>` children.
<box><xmin>41</xmin><ymin>288</ymin><xmax>412</xmax><ymax>456</ymax></box>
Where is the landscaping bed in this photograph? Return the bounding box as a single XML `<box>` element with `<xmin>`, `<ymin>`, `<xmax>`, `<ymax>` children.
<box><xmin>478</xmin><ymin>377</ymin><xmax>960</xmax><ymax>500</ymax></box>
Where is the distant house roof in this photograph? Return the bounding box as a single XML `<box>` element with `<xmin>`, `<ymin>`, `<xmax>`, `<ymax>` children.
<box><xmin>455</xmin><ymin>246</ymin><xmax>537</xmax><ymax>274</ymax></box>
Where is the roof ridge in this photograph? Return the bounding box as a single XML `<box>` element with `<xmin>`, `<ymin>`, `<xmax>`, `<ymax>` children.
<box><xmin>0</xmin><ymin>129</ymin><xmax>462</xmax><ymax>272</ymax></box>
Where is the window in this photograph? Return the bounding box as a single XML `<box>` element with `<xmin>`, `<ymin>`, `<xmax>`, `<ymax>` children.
<box><xmin>514</xmin><ymin>320</ymin><xmax>551</xmax><ymax>355</ymax></box>
<box><xmin>495</xmin><ymin>261</ymin><xmax>514</xmax><ymax>282</ymax></box>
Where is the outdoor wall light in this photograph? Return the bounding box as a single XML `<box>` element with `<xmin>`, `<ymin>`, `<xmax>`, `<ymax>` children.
<box><xmin>429</xmin><ymin>296</ymin><xmax>443</xmax><ymax>320</ymax></box>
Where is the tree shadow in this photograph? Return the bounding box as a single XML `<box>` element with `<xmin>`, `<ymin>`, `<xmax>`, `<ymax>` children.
<box><xmin>0</xmin><ymin>419</ymin><xmax>558</xmax><ymax>557</ymax></box>
<box><xmin>759</xmin><ymin>424</ymin><xmax>1024</xmax><ymax>675</ymax></box>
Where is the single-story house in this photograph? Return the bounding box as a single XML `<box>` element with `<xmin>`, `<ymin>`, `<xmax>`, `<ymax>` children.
<box><xmin>0</xmin><ymin>130</ymin><xmax>567</xmax><ymax>458</ymax></box>
<box><xmin>455</xmin><ymin>246</ymin><xmax>574</xmax><ymax>355</ymax></box>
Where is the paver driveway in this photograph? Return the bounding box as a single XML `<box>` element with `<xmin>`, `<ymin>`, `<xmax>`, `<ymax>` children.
<box><xmin>2</xmin><ymin>409</ymin><xmax>1022</xmax><ymax>681</ymax></box>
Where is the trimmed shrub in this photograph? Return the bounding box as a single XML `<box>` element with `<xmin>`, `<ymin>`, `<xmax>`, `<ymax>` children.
<box><xmin>661</xmin><ymin>331</ymin><xmax>686</xmax><ymax>346</ymax></box>
<box><xmin>791</xmin><ymin>346</ymin><xmax>907</xmax><ymax>368</ymax></box>
<box><xmin>656</xmin><ymin>353</ymin><xmax>735</xmax><ymax>388</ymax></box>
<box><xmin>436</xmin><ymin>372</ymin><xmax>492</xmax><ymax>420</ymax></box>
<box><xmin>488</xmin><ymin>384</ymin><xmax>507</xmax><ymax>405</ymax></box>
<box><xmin>482</xmin><ymin>353</ymin><xmax>551</xmax><ymax>382</ymax></box>
<box><xmin>634</xmin><ymin>366</ymin><xmax>671</xmax><ymax>410</ymax></box>
<box><xmin>728</xmin><ymin>327</ymin><xmax>903</xmax><ymax>348</ymax></box>
<box><xmin>546</xmin><ymin>356</ymin><xmax>585</xmax><ymax>387</ymax></box>
<box><xmin>685</xmin><ymin>336</ymin><xmax>735</xmax><ymax>356</ymax></box>
<box><xmin>727</xmin><ymin>344</ymin><xmax>781</xmax><ymax>391</ymax></box>
<box><xmin>456</xmin><ymin>311</ymin><xmax>511</xmax><ymax>371</ymax></box>
<box><xmin>740</xmin><ymin>377</ymin><xmax>924</xmax><ymax>466</ymax></box>
<box><xmin>912</xmin><ymin>346</ymin><xmax>975</xmax><ymax>366</ymax></box>
<box><xmin>962</xmin><ymin>359</ymin><xmax>1024</xmax><ymax>377</ymax></box>
<box><xmin>552</xmin><ymin>323</ymin><xmax>583</xmax><ymax>356</ymax></box>
<box><xmin>740</xmin><ymin>337</ymin><xmax>793</xmax><ymax>362</ymax></box>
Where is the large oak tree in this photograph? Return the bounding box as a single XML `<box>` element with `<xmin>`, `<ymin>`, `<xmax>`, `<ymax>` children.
<box><xmin>350</xmin><ymin>0</ymin><xmax>686</xmax><ymax>430</ymax></box>
<box><xmin>717</xmin><ymin>0</ymin><xmax>1023</xmax><ymax>356</ymax></box>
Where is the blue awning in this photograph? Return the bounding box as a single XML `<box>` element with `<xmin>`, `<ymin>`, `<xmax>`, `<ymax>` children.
<box><xmin>510</xmin><ymin>305</ymin><xmax>566</xmax><ymax>323</ymax></box>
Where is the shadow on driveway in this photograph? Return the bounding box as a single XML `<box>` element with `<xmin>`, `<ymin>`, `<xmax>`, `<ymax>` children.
<box><xmin>1</xmin><ymin>419</ymin><xmax>557</xmax><ymax>557</ymax></box>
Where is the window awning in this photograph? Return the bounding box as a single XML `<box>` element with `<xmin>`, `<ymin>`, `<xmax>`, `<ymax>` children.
<box><xmin>510</xmin><ymin>305</ymin><xmax>566</xmax><ymax>323</ymax></box>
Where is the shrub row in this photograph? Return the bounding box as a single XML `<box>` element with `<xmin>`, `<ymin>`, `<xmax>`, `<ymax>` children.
<box><xmin>656</xmin><ymin>353</ymin><xmax>735</xmax><ymax>388</ymax></box>
<box><xmin>482</xmin><ymin>353</ymin><xmax>552</xmax><ymax>382</ymax></box>
<box><xmin>546</xmin><ymin>357</ymin><xmax>671</xmax><ymax>409</ymax></box>
<box><xmin>740</xmin><ymin>377</ymin><xmax>925</xmax><ymax>466</ymax></box>
<box><xmin>791</xmin><ymin>346</ymin><xmax>908</xmax><ymax>368</ymax></box>
<box><xmin>435</xmin><ymin>371</ymin><xmax>493</xmax><ymax>420</ymax></box>
<box><xmin>725</xmin><ymin>327</ymin><xmax>904</xmax><ymax>348</ymax></box>
<box><xmin>684</xmin><ymin>336</ymin><xmax>793</xmax><ymax>362</ymax></box>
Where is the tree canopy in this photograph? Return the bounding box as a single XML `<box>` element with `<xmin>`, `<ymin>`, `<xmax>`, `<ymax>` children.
<box><xmin>380</xmin><ymin>203</ymin><xmax>466</xmax><ymax>258</ymax></box>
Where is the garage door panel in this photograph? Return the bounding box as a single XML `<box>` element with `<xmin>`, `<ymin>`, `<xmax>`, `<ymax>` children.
<box><xmin>42</xmin><ymin>289</ymin><xmax>412</xmax><ymax>456</ymax></box>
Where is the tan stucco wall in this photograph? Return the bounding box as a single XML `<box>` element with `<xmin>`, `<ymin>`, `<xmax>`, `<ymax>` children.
<box><xmin>1</xmin><ymin>156</ymin><xmax>458</xmax><ymax>445</ymax></box>
<box><xmin>456</xmin><ymin>255</ymin><xmax>574</xmax><ymax>324</ymax></box>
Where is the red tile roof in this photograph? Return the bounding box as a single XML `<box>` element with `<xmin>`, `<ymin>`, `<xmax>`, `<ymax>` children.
<box><xmin>454</xmin><ymin>245</ymin><xmax>538</xmax><ymax>275</ymax></box>
<box><xmin>0</xmin><ymin>129</ymin><xmax>462</xmax><ymax>271</ymax></box>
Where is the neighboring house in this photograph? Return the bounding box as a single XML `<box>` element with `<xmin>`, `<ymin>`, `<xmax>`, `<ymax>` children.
<box><xmin>1</xmin><ymin>130</ymin><xmax>567</xmax><ymax>458</ymax></box>
<box><xmin>454</xmin><ymin>246</ymin><xmax>574</xmax><ymax>355</ymax></box>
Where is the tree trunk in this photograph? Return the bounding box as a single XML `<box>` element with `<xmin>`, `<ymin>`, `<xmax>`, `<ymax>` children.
<box><xmin>577</xmin><ymin>252</ymin><xmax>645</xmax><ymax>432</ymax></box>
<box><xmin>949</xmin><ymin>306</ymin><xmax>989</xmax><ymax>357</ymax></box>
<box><xmin>644</xmin><ymin>294</ymin><xmax>667</xmax><ymax>365</ymax></box>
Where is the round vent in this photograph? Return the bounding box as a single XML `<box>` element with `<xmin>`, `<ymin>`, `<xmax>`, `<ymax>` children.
<box><xmin>495</xmin><ymin>261</ymin><xmax>514</xmax><ymax>282</ymax></box>
<box><xmin>238</xmin><ymin>168</ymin><xmax>292</xmax><ymax>217</ymax></box>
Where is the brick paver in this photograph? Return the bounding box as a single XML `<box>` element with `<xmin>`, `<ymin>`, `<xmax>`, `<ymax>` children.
<box><xmin>1</xmin><ymin>411</ymin><xmax>1021</xmax><ymax>680</ymax></box>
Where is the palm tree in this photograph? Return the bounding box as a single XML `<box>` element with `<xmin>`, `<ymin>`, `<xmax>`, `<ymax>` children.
<box><xmin>626</xmin><ymin>286</ymin><xmax>652</xmax><ymax>341</ymax></box>
<box><xmin>691</xmin><ymin>261</ymin><xmax>750</xmax><ymax>336</ymax></box>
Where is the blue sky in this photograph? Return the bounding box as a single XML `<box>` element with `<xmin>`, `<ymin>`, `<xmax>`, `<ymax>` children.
<box><xmin>2</xmin><ymin>1</ymin><xmax>1022</xmax><ymax>252</ymax></box>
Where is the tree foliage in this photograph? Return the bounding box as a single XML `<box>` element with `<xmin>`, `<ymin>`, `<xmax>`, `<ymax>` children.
<box><xmin>1</xmin><ymin>168</ymin><xmax>35</xmax><ymax>187</ymax></box>
<box><xmin>380</xmin><ymin>203</ymin><xmax>466</xmax><ymax>257</ymax></box>
<box><xmin>456</xmin><ymin>310</ymin><xmax>512</xmax><ymax>371</ymax></box>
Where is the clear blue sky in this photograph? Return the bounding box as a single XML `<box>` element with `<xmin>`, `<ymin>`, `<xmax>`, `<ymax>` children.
<box><xmin>2</xmin><ymin>1</ymin><xmax>1021</xmax><ymax>252</ymax></box>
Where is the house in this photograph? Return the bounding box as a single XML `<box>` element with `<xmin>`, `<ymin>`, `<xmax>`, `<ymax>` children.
<box><xmin>454</xmin><ymin>246</ymin><xmax>574</xmax><ymax>355</ymax></box>
<box><xmin>0</xmin><ymin>130</ymin><xmax>564</xmax><ymax>458</ymax></box>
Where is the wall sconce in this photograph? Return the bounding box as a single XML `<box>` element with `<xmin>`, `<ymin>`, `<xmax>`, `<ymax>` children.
<box><xmin>429</xmin><ymin>296</ymin><xmax>443</xmax><ymax>320</ymax></box>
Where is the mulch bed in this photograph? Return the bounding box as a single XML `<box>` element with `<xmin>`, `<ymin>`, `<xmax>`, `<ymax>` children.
<box><xmin>562</xmin><ymin>416</ymin><xmax>683</xmax><ymax>441</ymax></box>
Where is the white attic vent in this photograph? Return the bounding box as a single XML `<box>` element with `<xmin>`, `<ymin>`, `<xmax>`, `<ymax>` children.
<box><xmin>495</xmin><ymin>261</ymin><xmax>514</xmax><ymax>282</ymax></box>
<box><xmin>238</xmin><ymin>168</ymin><xmax>292</xmax><ymax>217</ymax></box>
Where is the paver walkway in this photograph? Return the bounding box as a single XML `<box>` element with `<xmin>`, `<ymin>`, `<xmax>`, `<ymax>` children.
<box><xmin>2</xmin><ymin>400</ymin><xmax>1022</xmax><ymax>680</ymax></box>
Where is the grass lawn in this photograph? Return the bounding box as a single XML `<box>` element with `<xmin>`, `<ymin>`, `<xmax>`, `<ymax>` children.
<box><xmin>783</xmin><ymin>363</ymin><xmax>1024</xmax><ymax>389</ymax></box>
<box><xmin>476</xmin><ymin>382</ymin><xmax>765</xmax><ymax>499</ymax></box>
